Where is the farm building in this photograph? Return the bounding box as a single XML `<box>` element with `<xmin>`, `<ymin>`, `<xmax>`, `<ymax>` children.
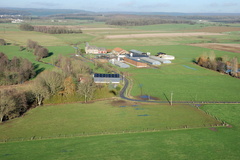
<box><xmin>129</xmin><ymin>50</ymin><xmax>149</xmax><ymax>57</ymax></box>
<box><xmin>140</xmin><ymin>57</ymin><xmax>161</xmax><ymax>65</ymax></box>
<box><xmin>109</xmin><ymin>59</ymin><xmax>130</xmax><ymax>68</ymax></box>
<box><xmin>160</xmin><ymin>55</ymin><xmax>175</xmax><ymax>60</ymax></box>
<box><xmin>85</xmin><ymin>43</ymin><xmax>107</xmax><ymax>54</ymax></box>
<box><xmin>117</xmin><ymin>54</ymin><xmax>127</xmax><ymax>61</ymax></box>
<box><xmin>112</xmin><ymin>47</ymin><xmax>129</xmax><ymax>55</ymax></box>
<box><xmin>156</xmin><ymin>52</ymin><xmax>175</xmax><ymax>60</ymax></box>
<box><xmin>157</xmin><ymin>52</ymin><xmax>166</xmax><ymax>56</ymax></box>
<box><xmin>149</xmin><ymin>56</ymin><xmax>172</xmax><ymax>64</ymax></box>
<box><xmin>93</xmin><ymin>73</ymin><xmax>121</xmax><ymax>83</ymax></box>
<box><xmin>124</xmin><ymin>57</ymin><xmax>148</xmax><ymax>68</ymax></box>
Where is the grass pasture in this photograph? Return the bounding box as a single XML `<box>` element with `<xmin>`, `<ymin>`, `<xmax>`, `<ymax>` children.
<box><xmin>117</xmin><ymin>45</ymin><xmax>240</xmax><ymax>102</ymax></box>
<box><xmin>0</xmin><ymin>45</ymin><xmax>54</xmax><ymax>72</ymax></box>
<box><xmin>127</xmin><ymin>63</ymin><xmax>240</xmax><ymax>102</ymax></box>
<box><xmin>0</xmin><ymin>45</ymin><xmax>75</xmax><ymax>72</ymax></box>
<box><xmin>0</xmin><ymin>104</ymin><xmax>239</xmax><ymax>160</ymax></box>
<box><xmin>0</xmin><ymin>100</ymin><xmax>221</xmax><ymax>140</ymax></box>
<box><xmin>1</xmin><ymin>21</ymin><xmax>240</xmax><ymax>159</ymax></box>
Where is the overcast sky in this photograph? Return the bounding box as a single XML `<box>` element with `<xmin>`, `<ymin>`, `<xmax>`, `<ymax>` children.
<box><xmin>1</xmin><ymin>0</ymin><xmax>240</xmax><ymax>13</ymax></box>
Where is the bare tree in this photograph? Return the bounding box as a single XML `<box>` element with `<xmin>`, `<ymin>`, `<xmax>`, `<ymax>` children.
<box><xmin>0</xmin><ymin>89</ymin><xmax>27</xmax><ymax>122</ymax></box>
<box><xmin>31</xmin><ymin>77</ymin><xmax>50</xmax><ymax>106</ymax></box>
<box><xmin>0</xmin><ymin>39</ymin><xmax>6</xmax><ymax>45</ymax></box>
<box><xmin>27</xmin><ymin>39</ymin><xmax>38</xmax><ymax>50</ymax></box>
<box><xmin>208</xmin><ymin>51</ymin><xmax>217</xmax><ymax>71</ymax></box>
<box><xmin>39</xmin><ymin>71</ymin><xmax>63</xmax><ymax>96</ymax></box>
<box><xmin>0</xmin><ymin>90</ymin><xmax>16</xmax><ymax>122</ymax></box>
<box><xmin>63</xmin><ymin>76</ymin><xmax>76</xmax><ymax>95</ymax></box>
<box><xmin>78</xmin><ymin>78</ymin><xmax>95</xmax><ymax>103</ymax></box>
<box><xmin>230</xmin><ymin>57</ymin><xmax>238</xmax><ymax>77</ymax></box>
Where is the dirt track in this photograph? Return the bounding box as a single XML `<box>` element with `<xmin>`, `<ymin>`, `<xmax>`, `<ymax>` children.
<box><xmin>189</xmin><ymin>43</ymin><xmax>240</xmax><ymax>53</ymax></box>
<box><xmin>105</xmin><ymin>32</ymin><xmax>225</xmax><ymax>39</ymax></box>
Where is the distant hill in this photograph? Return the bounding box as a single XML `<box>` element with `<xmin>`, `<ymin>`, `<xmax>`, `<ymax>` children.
<box><xmin>1</xmin><ymin>7</ymin><xmax>240</xmax><ymax>17</ymax></box>
<box><xmin>101</xmin><ymin>11</ymin><xmax>240</xmax><ymax>16</ymax></box>
<box><xmin>0</xmin><ymin>8</ymin><xmax>93</xmax><ymax>16</ymax></box>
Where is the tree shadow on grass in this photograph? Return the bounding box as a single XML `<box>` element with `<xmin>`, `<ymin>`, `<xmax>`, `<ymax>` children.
<box><xmin>33</xmin><ymin>63</ymin><xmax>45</xmax><ymax>76</ymax></box>
<box><xmin>47</xmin><ymin>52</ymin><xmax>54</xmax><ymax>58</ymax></box>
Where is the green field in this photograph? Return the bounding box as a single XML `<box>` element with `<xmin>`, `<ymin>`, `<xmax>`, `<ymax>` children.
<box><xmin>0</xmin><ymin>100</ymin><xmax>220</xmax><ymax>140</ymax></box>
<box><xmin>0</xmin><ymin>104</ymin><xmax>239</xmax><ymax>160</ymax></box>
<box><xmin>115</xmin><ymin>45</ymin><xmax>240</xmax><ymax>102</ymax></box>
<box><xmin>1</xmin><ymin>21</ymin><xmax>240</xmax><ymax>160</ymax></box>
<box><xmin>0</xmin><ymin>45</ymin><xmax>75</xmax><ymax>72</ymax></box>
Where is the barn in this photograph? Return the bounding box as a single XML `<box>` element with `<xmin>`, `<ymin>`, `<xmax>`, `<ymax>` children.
<box><xmin>129</xmin><ymin>50</ymin><xmax>149</xmax><ymax>57</ymax></box>
<box><xmin>124</xmin><ymin>57</ymin><xmax>148</xmax><ymax>68</ymax></box>
<box><xmin>149</xmin><ymin>56</ymin><xmax>172</xmax><ymax>64</ymax></box>
<box><xmin>110</xmin><ymin>59</ymin><xmax>130</xmax><ymax>68</ymax></box>
<box><xmin>112</xmin><ymin>47</ymin><xmax>129</xmax><ymax>55</ymax></box>
<box><xmin>93</xmin><ymin>73</ymin><xmax>121</xmax><ymax>83</ymax></box>
<box><xmin>140</xmin><ymin>57</ymin><xmax>161</xmax><ymax>65</ymax></box>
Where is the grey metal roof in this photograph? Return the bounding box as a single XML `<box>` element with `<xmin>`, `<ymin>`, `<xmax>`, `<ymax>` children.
<box><xmin>114</xmin><ymin>60</ymin><xmax>130</xmax><ymax>68</ymax></box>
<box><xmin>149</xmin><ymin>56</ymin><xmax>172</xmax><ymax>64</ymax></box>
<box><xmin>140</xmin><ymin>57</ymin><xmax>161</xmax><ymax>65</ymax></box>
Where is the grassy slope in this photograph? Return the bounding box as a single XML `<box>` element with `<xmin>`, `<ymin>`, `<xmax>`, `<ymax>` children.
<box><xmin>0</xmin><ymin>45</ymin><xmax>53</xmax><ymax>71</ymax></box>
<box><xmin>0</xmin><ymin>104</ymin><xmax>239</xmax><ymax>160</ymax></box>
<box><xmin>0</xmin><ymin>101</ymin><xmax>220</xmax><ymax>140</ymax></box>
<box><xmin>0</xmin><ymin>45</ymin><xmax>75</xmax><ymax>72</ymax></box>
<box><xmin>116</xmin><ymin>45</ymin><xmax>240</xmax><ymax>102</ymax></box>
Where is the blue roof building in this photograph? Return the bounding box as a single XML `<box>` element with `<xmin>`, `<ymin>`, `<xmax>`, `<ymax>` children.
<box><xmin>93</xmin><ymin>73</ymin><xmax>121</xmax><ymax>83</ymax></box>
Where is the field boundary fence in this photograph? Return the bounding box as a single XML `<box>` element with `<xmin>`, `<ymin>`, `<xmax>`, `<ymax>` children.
<box><xmin>0</xmin><ymin>123</ymin><xmax>227</xmax><ymax>143</ymax></box>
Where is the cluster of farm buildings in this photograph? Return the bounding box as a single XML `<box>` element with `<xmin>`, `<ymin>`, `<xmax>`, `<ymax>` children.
<box><xmin>85</xmin><ymin>43</ymin><xmax>175</xmax><ymax>68</ymax></box>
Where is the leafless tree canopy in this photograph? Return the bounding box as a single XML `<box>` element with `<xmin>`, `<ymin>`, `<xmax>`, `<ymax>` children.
<box><xmin>0</xmin><ymin>52</ymin><xmax>35</xmax><ymax>85</ymax></box>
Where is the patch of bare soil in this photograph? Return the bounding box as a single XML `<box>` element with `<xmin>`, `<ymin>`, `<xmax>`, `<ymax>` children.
<box><xmin>189</xmin><ymin>43</ymin><xmax>240</xmax><ymax>53</ymax></box>
<box><xmin>105</xmin><ymin>32</ymin><xmax>225</xmax><ymax>39</ymax></box>
<box><xmin>209</xmin><ymin>127</ymin><xmax>218</xmax><ymax>132</ymax></box>
<box><xmin>188</xmin><ymin>26</ymin><xmax>240</xmax><ymax>33</ymax></box>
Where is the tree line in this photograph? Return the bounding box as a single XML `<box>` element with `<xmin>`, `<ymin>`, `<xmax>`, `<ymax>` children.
<box><xmin>0</xmin><ymin>89</ymin><xmax>34</xmax><ymax>123</ymax></box>
<box><xmin>0</xmin><ymin>52</ymin><xmax>35</xmax><ymax>85</ymax></box>
<box><xmin>105</xmin><ymin>17</ymin><xmax>194</xmax><ymax>26</ymax></box>
<box><xmin>19</xmin><ymin>23</ymin><xmax>82</xmax><ymax>34</ymax></box>
<box><xmin>197</xmin><ymin>52</ymin><xmax>239</xmax><ymax>78</ymax></box>
<box><xmin>27</xmin><ymin>39</ymin><xmax>49</xmax><ymax>61</ymax></box>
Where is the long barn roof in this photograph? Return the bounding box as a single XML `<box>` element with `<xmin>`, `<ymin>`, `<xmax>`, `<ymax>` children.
<box><xmin>94</xmin><ymin>73</ymin><xmax>120</xmax><ymax>78</ymax></box>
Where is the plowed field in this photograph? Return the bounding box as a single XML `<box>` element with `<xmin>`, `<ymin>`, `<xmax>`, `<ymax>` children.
<box><xmin>189</xmin><ymin>43</ymin><xmax>240</xmax><ymax>53</ymax></box>
<box><xmin>105</xmin><ymin>32</ymin><xmax>224</xmax><ymax>39</ymax></box>
<box><xmin>189</xmin><ymin>26</ymin><xmax>240</xmax><ymax>33</ymax></box>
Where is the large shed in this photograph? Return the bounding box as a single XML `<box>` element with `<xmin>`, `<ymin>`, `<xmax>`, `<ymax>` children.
<box><xmin>149</xmin><ymin>56</ymin><xmax>172</xmax><ymax>64</ymax></box>
<box><xmin>124</xmin><ymin>57</ymin><xmax>148</xmax><ymax>68</ymax></box>
<box><xmin>110</xmin><ymin>59</ymin><xmax>130</xmax><ymax>68</ymax></box>
<box><xmin>129</xmin><ymin>50</ymin><xmax>148</xmax><ymax>57</ymax></box>
<box><xmin>93</xmin><ymin>73</ymin><xmax>121</xmax><ymax>83</ymax></box>
<box><xmin>140</xmin><ymin>57</ymin><xmax>161</xmax><ymax>65</ymax></box>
